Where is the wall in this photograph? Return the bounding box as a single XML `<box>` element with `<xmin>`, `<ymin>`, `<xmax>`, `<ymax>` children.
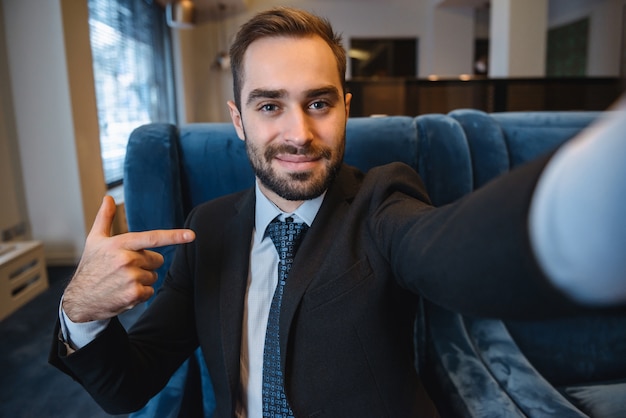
<box><xmin>174</xmin><ymin>22</ymin><xmax>234</xmax><ymax>122</ymax></box>
<box><xmin>430</xmin><ymin>6</ymin><xmax>475</xmax><ymax>77</ymax></box>
<box><xmin>0</xmin><ymin>2</ymin><xmax>28</xmax><ymax>241</ymax></box>
<box><xmin>1</xmin><ymin>0</ymin><xmax>106</xmax><ymax>264</ymax></box>
<box><xmin>489</xmin><ymin>0</ymin><xmax>549</xmax><ymax>77</ymax></box>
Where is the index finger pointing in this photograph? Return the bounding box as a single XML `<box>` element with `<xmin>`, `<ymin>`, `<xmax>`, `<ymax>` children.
<box><xmin>121</xmin><ymin>229</ymin><xmax>196</xmax><ymax>251</ymax></box>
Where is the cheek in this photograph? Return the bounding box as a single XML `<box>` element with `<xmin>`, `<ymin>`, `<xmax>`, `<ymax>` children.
<box><xmin>243</xmin><ymin>117</ymin><xmax>279</xmax><ymax>145</ymax></box>
<box><xmin>321</xmin><ymin>121</ymin><xmax>346</xmax><ymax>152</ymax></box>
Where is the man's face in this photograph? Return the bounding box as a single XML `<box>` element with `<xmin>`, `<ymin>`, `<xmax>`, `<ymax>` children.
<box><xmin>228</xmin><ymin>35</ymin><xmax>351</xmax><ymax>211</ymax></box>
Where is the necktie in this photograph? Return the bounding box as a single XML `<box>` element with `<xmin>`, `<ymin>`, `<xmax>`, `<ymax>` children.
<box><xmin>262</xmin><ymin>217</ymin><xmax>309</xmax><ymax>418</ymax></box>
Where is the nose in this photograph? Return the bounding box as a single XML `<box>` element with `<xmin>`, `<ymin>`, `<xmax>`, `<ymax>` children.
<box><xmin>283</xmin><ymin>108</ymin><xmax>313</xmax><ymax>146</ymax></box>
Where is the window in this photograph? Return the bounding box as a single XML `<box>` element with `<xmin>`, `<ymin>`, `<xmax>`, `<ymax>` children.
<box><xmin>88</xmin><ymin>0</ymin><xmax>176</xmax><ymax>187</ymax></box>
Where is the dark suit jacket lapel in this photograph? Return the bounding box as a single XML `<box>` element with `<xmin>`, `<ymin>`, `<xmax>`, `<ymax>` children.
<box><xmin>279</xmin><ymin>166</ymin><xmax>360</xmax><ymax>368</ymax></box>
<box><xmin>218</xmin><ymin>189</ymin><xmax>255</xmax><ymax>396</ymax></box>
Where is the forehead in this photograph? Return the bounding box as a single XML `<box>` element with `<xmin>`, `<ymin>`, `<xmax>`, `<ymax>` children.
<box><xmin>240</xmin><ymin>35</ymin><xmax>342</xmax><ymax>99</ymax></box>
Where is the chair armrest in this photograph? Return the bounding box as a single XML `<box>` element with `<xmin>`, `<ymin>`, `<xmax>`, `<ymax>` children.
<box><xmin>421</xmin><ymin>303</ymin><xmax>586</xmax><ymax>417</ymax></box>
<box><xmin>465</xmin><ymin>315</ymin><xmax>586</xmax><ymax>417</ymax></box>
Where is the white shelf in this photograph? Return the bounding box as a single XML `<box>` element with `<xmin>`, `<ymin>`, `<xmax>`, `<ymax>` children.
<box><xmin>0</xmin><ymin>241</ymin><xmax>49</xmax><ymax>321</ymax></box>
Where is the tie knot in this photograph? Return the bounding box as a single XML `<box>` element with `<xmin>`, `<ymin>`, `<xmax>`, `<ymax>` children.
<box><xmin>267</xmin><ymin>218</ymin><xmax>309</xmax><ymax>260</ymax></box>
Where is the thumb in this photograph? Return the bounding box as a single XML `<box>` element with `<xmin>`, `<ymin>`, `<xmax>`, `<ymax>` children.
<box><xmin>89</xmin><ymin>195</ymin><xmax>117</xmax><ymax>239</ymax></box>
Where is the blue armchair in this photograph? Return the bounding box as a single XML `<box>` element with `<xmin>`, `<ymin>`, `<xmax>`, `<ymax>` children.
<box><xmin>124</xmin><ymin>110</ymin><xmax>626</xmax><ymax>417</ymax></box>
<box><xmin>415</xmin><ymin>109</ymin><xmax>626</xmax><ymax>418</ymax></box>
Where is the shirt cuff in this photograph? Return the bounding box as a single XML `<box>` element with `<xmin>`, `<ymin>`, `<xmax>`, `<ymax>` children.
<box><xmin>529</xmin><ymin>99</ymin><xmax>626</xmax><ymax>305</ymax></box>
<box><xmin>58</xmin><ymin>295</ymin><xmax>110</xmax><ymax>350</ymax></box>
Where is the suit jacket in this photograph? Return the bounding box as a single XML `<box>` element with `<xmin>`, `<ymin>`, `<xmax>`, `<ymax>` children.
<box><xmin>50</xmin><ymin>161</ymin><xmax>580</xmax><ymax>417</ymax></box>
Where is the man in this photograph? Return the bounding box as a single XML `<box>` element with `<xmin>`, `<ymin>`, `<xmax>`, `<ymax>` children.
<box><xmin>50</xmin><ymin>7</ymin><xmax>626</xmax><ymax>417</ymax></box>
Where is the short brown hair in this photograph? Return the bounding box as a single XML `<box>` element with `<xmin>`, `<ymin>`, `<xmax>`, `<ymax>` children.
<box><xmin>229</xmin><ymin>7</ymin><xmax>346</xmax><ymax>110</ymax></box>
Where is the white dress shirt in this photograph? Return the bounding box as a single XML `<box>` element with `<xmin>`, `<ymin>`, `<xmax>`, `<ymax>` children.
<box><xmin>236</xmin><ymin>182</ymin><xmax>324</xmax><ymax>417</ymax></box>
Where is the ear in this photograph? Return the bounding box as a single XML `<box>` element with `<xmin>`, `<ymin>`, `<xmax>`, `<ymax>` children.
<box><xmin>344</xmin><ymin>93</ymin><xmax>352</xmax><ymax>119</ymax></box>
<box><xmin>227</xmin><ymin>100</ymin><xmax>246</xmax><ymax>140</ymax></box>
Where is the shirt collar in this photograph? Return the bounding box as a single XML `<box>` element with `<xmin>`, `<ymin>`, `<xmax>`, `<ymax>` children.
<box><xmin>254</xmin><ymin>180</ymin><xmax>325</xmax><ymax>244</ymax></box>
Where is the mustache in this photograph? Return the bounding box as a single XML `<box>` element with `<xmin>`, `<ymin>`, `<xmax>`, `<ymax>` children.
<box><xmin>264</xmin><ymin>143</ymin><xmax>332</xmax><ymax>161</ymax></box>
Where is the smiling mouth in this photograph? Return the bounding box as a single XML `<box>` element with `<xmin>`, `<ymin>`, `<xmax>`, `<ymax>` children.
<box><xmin>274</xmin><ymin>154</ymin><xmax>322</xmax><ymax>172</ymax></box>
<box><xmin>266</xmin><ymin>144</ymin><xmax>331</xmax><ymax>169</ymax></box>
<box><xmin>276</xmin><ymin>154</ymin><xmax>321</xmax><ymax>163</ymax></box>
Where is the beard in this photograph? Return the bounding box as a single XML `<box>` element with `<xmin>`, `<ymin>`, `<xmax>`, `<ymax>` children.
<box><xmin>245</xmin><ymin>134</ymin><xmax>344</xmax><ymax>201</ymax></box>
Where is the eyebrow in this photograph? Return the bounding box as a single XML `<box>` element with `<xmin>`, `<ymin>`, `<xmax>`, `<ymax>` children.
<box><xmin>245</xmin><ymin>85</ymin><xmax>341</xmax><ymax>107</ymax></box>
<box><xmin>305</xmin><ymin>86</ymin><xmax>341</xmax><ymax>102</ymax></box>
<box><xmin>246</xmin><ymin>88</ymin><xmax>287</xmax><ymax>106</ymax></box>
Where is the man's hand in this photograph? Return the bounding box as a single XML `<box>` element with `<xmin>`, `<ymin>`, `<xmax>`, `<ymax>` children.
<box><xmin>62</xmin><ymin>196</ymin><xmax>196</xmax><ymax>323</ymax></box>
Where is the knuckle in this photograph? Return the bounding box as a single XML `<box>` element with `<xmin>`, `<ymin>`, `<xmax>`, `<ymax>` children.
<box><xmin>115</xmin><ymin>251</ymin><xmax>136</xmax><ymax>268</ymax></box>
<box><xmin>147</xmin><ymin>251</ymin><xmax>165</xmax><ymax>269</ymax></box>
<box><xmin>122</xmin><ymin>283</ymin><xmax>145</xmax><ymax>304</ymax></box>
<box><xmin>153</xmin><ymin>251</ymin><xmax>165</xmax><ymax>264</ymax></box>
<box><xmin>146</xmin><ymin>271</ymin><xmax>159</xmax><ymax>285</ymax></box>
<box><xmin>144</xmin><ymin>232</ymin><xmax>161</xmax><ymax>249</ymax></box>
<box><xmin>132</xmin><ymin>282</ymin><xmax>153</xmax><ymax>303</ymax></box>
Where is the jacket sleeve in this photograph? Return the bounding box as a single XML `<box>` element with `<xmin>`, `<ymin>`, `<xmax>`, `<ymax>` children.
<box><xmin>367</xmin><ymin>159</ymin><xmax>586</xmax><ymax>319</ymax></box>
<box><xmin>48</xmin><ymin>241</ymin><xmax>200</xmax><ymax>415</ymax></box>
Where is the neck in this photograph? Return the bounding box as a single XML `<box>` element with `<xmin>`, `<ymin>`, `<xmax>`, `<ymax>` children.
<box><xmin>257</xmin><ymin>181</ymin><xmax>304</xmax><ymax>213</ymax></box>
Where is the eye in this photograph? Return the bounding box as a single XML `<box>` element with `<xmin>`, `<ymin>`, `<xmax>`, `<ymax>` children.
<box><xmin>259</xmin><ymin>103</ymin><xmax>279</xmax><ymax>112</ymax></box>
<box><xmin>309</xmin><ymin>101</ymin><xmax>330</xmax><ymax>111</ymax></box>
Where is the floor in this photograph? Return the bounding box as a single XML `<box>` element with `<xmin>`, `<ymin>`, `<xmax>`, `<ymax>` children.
<box><xmin>0</xmin><ymin>266</ymin><xmax>144</xmax><ymax>417</ymax></box>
